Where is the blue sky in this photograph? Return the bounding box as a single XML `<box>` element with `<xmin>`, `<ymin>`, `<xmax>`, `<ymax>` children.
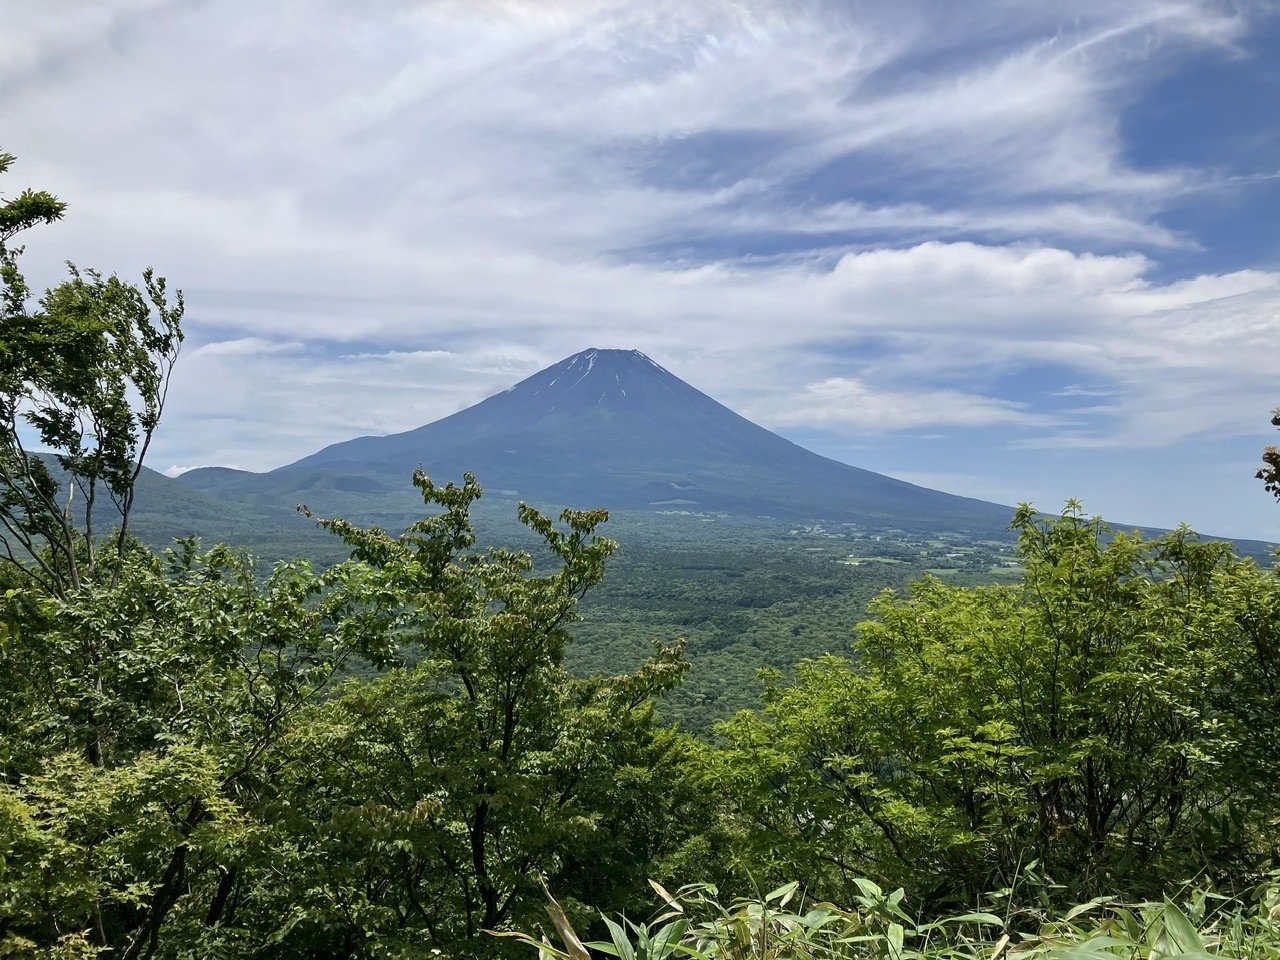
<box><xmin>4</xmin><ymin>0</ymin><xmax>1280</xmax><ymax>538</ymax></box>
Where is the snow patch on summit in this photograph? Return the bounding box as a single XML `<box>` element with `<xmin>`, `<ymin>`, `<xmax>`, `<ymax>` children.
<box><xmin>506</xmin><ymin>349</ymin><xmax>679</xmax><ymax>407</ymax></box>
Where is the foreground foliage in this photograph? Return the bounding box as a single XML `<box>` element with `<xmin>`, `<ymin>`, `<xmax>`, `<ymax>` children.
<box><xmin>246</xmin><ymin>473</ymin><xmax>690</xmax><ymax>955</ymax></box>
<box><xmin>698</xmin><ymin>504</ymin><xmax>1280</xmax><ymax>907</ymax></box>
<box><xmin>512</xmin><ymin>874</ymin><xmax>1280</xmax><ymax>960</ymax></box>
<box><xmin>0</xmin><ymin>540</ymin><xmax>390</xmax><ymax>957</ymax></box>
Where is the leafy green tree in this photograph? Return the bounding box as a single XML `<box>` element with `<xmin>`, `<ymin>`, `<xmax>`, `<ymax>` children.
<box><xmin>0</xmin><ymin>151</ymin><xmax>64</xmax><ymax>248</ymax></box>
<box><xmin>0</xmin><ymin>150</ymin><xmax>185</xmax><ymax>787</ymax></box>
<box><xmin>0</xmin><ymin>539</ymin><xmax>391</xmax><ymax>958</ymax></box>
<box><xmin>1259</xmin><ymin>407</ymin><xmax>1280</xmax><ymax>503</ymax></box>
<box><xmin>706</xmin><ymin>504</ymin><xmax>1280</xmax><ymax>906</ymax></box>
<box><xmin>0</xmin><ymin>158</ymin><xmax>392</xmax><ymax>952</ymax></box>
<box><xmin>0</xmin><ymin>149</ymin><xmax>183</xmax><ymax>599</ymax></box>
<box><xmin>236</xmin><ymin>472</ymin><xmax>691</xmax><ymax>957</ymax></box>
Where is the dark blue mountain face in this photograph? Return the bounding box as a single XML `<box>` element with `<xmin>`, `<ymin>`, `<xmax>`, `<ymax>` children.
<box><xmin>289</xmin><ymin>349</ymin><xmax>759</xmax><ymax>467</ymax></box>
<box><xmin>182</xmin><ymin>348</ymin><xmax>1013</xmax><ymax>532</ymax></box>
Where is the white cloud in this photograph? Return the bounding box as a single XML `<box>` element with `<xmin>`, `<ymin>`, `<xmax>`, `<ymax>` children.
<box><xmin>163</xmin><ymin>463</ymin><xmax>243</xmax><ymax>477</ymax></box>
<box><xmin>757</xmin><ymin>377</ymin><xmax>1054</xmax><ymax>430</ymax></box>
<box><xmin>190</xmin><ymin>337</ymin><xmax>302</xmax><ymax>358</ymax></box>
<box><xmin>162</xmin><ymin>342</ymin><xmax>554</xmax><ymax>469</ymax></box>
<box><xmin>712</xmin><ymin>199</ymin><xmax>1191</xmax><ymax>249</ymax></box>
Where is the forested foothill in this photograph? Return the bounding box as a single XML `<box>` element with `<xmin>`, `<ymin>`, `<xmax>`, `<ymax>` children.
<box><xmin>4</xmin><ymin>155</ymin><xmax>1280</xmax><ymax>959</ymax></box>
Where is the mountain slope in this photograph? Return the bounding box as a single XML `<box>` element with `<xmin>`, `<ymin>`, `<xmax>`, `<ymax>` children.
<box><xmin>132</xmin><ymin>466</ymin><xmax>333</xmax><ymax>558</ymax></box>
<box><xmin>182</xmin><ymin>348</ymin><xmax>1013</xmax><ymax>533</ymax></box>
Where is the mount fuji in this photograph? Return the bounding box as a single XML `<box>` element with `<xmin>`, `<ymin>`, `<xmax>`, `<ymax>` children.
<box><xmin>177</xmin><ymin>348</ymin><xmax>1013</xmax><ymax>534</ymax></box>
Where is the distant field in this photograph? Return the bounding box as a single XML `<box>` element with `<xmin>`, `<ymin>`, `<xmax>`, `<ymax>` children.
<box><xmin>564</xmin><ymin>510</ymin><xmax>1025</xmax><ymax>734</ymax></box>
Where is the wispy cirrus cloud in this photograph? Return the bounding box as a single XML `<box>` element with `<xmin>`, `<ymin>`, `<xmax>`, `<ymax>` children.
<box><xmin>754</xmin><ymin>377</ymin><xmax>1056</xmax><ymax>431</ymax></box>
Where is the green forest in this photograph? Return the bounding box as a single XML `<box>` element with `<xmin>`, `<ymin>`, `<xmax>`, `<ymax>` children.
<box><xmin>4</xmin><ymin>156</ymin><xmax>1280</xmax><ymax>960</ymax></box>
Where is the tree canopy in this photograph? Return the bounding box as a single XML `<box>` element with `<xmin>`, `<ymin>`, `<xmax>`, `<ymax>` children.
<box><xmin>704</xmin><ymin>504</ymin><xmax>1280</xmax><ymax>907</ymax></box>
